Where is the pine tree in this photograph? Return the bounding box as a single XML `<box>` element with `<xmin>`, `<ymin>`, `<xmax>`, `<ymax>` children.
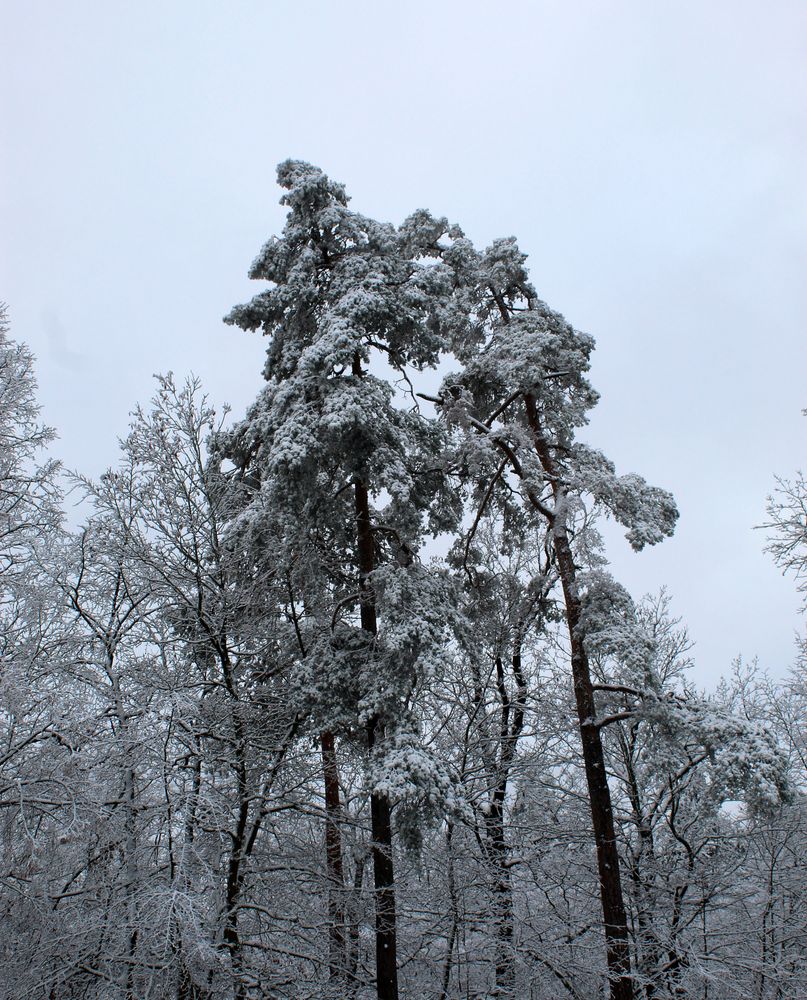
<box><xmin>422</xmin><ymin>239</ymin><xmax>679</xmax><ymax>1000</ymax></box>
<box><xmin>218</xmin><ymin>162</ymin><xmax>465</xmax><ymax>999</ymax></box>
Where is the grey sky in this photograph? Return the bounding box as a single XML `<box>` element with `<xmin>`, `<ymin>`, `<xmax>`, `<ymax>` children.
<box><xmin>2</xmin><ymin>1</ymin><xmax>805</xmax><ymax>685</ymax></box>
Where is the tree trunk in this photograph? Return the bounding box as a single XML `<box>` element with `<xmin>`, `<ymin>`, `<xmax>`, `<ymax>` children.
<box><xmin>321</xmin><ymin>730</ymin><xmax>347</xmax><ymax>982</ymax></box>
<box><xmin>221</xmin><ymin>655</ymin><xmax>249</xmax><ymax>1000</ymax></box>
<box><xmin>287</xmin><ymin>587</ymin><xmax>348</xmax><ymax>984</ymax></box>
<box><xmin>223</xmin><ymin>784</ymin><xmax>248</xmax><ymax>1000</ymax></box>
<box><xmin>524</xmin><ymin>393</ymin><xmax>634</xmax><ymax>1000</ymax></box>
<box><xmin>621</xmin><ymin>741</ymin><xmax>662</xmax><ymax>999</ymax></box>
<box><xmin>486</xmin><ymin>802</ymin><xmax>516</xmax><ymax>997</ymax></box>
<box><xmin>110</xmin><ymin>670</ymin><xmax>140</xmax><ymax>1000</ymax></box>
<box><xmin>438</xmin><ymin>823</ymin><xmax>459</xmax><ymax>1000</ymax></box>
<box><xmin>354</xmin><ymin>470</ymin><xmax>399</xmax><ymax>1000</ymax></box>
<box><xmin>556</xmin><ymin>528</ymin><xmax>634</xmax><ymax>1000</ymax></box>
<box><xmin>485</xmin><ymin>646</ymin><xmax>526</xmax><ymax>998</ymax></box>
<box><xmin>347</xmin><ymin>849</ymin><xmax>366</xmax><ymax>993</ymax></box>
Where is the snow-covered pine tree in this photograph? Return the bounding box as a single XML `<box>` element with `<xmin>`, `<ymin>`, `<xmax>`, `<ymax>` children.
<box><xmin>218</xmin><ymin>162</ymin><xmax>465</xmax><ymax>1000</ymax></box>
<box><xmin>423</xmin><ymin>239</ymin><xmax>679</xmax><ymax>1000</ymax></box>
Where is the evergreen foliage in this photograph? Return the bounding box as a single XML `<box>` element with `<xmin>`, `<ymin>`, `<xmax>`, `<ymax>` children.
<box><xmin>0</xmin><ymin>170</ymin><xmax>803</xmax><ymax>1000</ymax></box>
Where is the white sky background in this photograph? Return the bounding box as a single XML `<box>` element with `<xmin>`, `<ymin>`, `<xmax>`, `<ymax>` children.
<box><xmin>1</xmin><ymin>1</ymin><xmax>805</xmax><ymax>686</ymax></box>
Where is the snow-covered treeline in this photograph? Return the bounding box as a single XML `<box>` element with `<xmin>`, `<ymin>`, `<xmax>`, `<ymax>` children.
<box><xmin>0</xmin><ymin>165</ymin><xmax>804</xmax><ymax>1000</ymax></box>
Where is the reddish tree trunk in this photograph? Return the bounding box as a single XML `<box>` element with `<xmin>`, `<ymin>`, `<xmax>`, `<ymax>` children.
<box><xmin>351</xmin><ymin>351</ymin><xmax>399</xmax><ymax>1000</ymax></box>
<box><xmin>354</xmin><ymin>476</ymin><xmax>399</xmax><ymax>1000</ymax></box>
<box><xmin>524</xmin><ymin>393</ymin><xmax>634</xmax><ymax>1000</ymax></box>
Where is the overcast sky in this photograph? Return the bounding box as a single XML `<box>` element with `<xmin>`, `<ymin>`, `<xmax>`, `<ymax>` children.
<box><xmin>2</xmin><ymin>1</ymin><xmax>805</xmax><ymax>685</ymax></box>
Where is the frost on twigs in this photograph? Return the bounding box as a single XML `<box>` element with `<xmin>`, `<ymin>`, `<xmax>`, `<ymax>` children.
<box><xmin>0</xmin><ymin>306</ymin><xmax>61</xmax><ymax>584</ymax></box>
<box><xmin>579</xmin><ymin>576</ymin><xmax>791</xmax><ymax>815</ymax></box>
<box><xmin>643</xmin><ymin>693</ymin><xmax>792</xmax><ymax>816</ymax></box>
<box><xmin>764</xmin><ymin>470</ymin><xmax>807</xmax><ymax>599</ymax></box>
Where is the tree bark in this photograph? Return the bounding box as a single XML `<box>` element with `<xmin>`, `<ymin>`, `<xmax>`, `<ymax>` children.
<box><xmin>347</xmin><ymin>849</ymin><xmax>366</xmax><ymax>993</ymax></box>
<box><xmin>354</xmin><ymin>471</ymin><xmax>399</xmax><ymax>1000</ymax></box>
<box><xmin>620</xmin><ymin>734</ymin><xmax>662</xmax><ymax>999</ymax></box>
<box><xmin>486</xmin><ymin>645</ymin><xmax>526</xmax><ymax>997</ymax></box>
<box><xmin>524</xmin><ymin>393</ymin><xmax>634</xmax><ymax>1000</ymax></box>
<box><xmin>438</xmin><ymin>823</ymin><xmax>459</xmax><ymax>1000</ymax></box>
<box><xmin>321</xmin><ymin>730</ymin><xmax>347</xmax><ymax>981</ymax></box>
<box><xmin>487</xmin><ymin>801</ymin><xmax>516</xmax><ymax>997</ymax></box>
<box><xmin>287</xmin><ymin>587</ymin><xmax>348</xmax><ymax>983</ymax></box>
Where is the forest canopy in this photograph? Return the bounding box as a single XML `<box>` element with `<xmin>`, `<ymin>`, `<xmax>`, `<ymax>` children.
<box><xmin>0</xmin><ymin>164</ymin><xmax>804</xmax><ymax>1000</ymax></box>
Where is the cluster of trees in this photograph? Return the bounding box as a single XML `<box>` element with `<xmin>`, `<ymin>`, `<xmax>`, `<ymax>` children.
<box><xmin>0</xmin><ymin>162</ymin><xmax>804</xmax><ymax>1000</ymax></box>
